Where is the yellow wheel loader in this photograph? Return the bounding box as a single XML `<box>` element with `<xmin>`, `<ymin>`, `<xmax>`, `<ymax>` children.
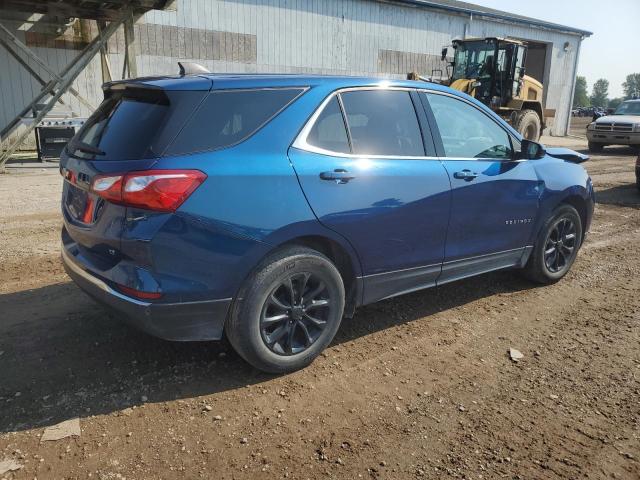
<box><xmin>410</xmin><ymin>37</ymin><xmax>553</xmax><ymax>141</ymax></box>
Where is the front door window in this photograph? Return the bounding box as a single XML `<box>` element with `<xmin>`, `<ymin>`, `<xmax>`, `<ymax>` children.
<box><xmin>426</xmin><ymin>93</ymin><xmax>513</xmax><ymax>160</ymax></box>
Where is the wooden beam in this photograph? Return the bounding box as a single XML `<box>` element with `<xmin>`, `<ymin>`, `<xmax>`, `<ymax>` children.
<box><xmin>0</xmin><ymin>37</ymin><xmax>73</xmax><ymax>141</ymax></box>
<box><xmin>0</xmin><ymin>21</ymin><xmax>96</xmax><ymax>111</ymax></box>
<box><xmin>0</xmin><ymin>17</ymin><xmax>124</xmax><ymax>170</ymax></box>
<box><xmin>0</xmin><ymin>37</ymin><xmax>67</xmax><ymax>105</ymax></box>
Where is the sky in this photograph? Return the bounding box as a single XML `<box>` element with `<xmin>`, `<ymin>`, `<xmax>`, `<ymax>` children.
<box><xmin>469</xmin><ymin>0</ymin><xmax>640</xmax><ymax>98</ymax></box>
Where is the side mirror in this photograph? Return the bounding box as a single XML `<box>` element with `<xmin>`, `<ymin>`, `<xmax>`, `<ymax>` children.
<box><xmin>519</xmin><ymin>139</ymin><xmax>546</xmax><ymax>160</ymax></box>
<box><xmin>544</xmin><ymin>147</ymin><xmax>589</xmax><ymax>163</ymax></box>
<box><xmin>441</xmin><ymin>47</ymin><xmax>448</xmax><ymax>61</ymax></box>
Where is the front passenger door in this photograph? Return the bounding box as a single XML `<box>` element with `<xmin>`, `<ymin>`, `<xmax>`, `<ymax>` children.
<box><xmin>421</xmin><ymin>92</ymin><xmax>541</xmax><ymax>283</ymax></box>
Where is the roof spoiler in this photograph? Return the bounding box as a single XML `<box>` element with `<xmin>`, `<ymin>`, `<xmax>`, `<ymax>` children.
<box><xmin>178</xmin><ymin>61</ymin><xmax>211</xmax><ymax>76</ymax></box>
<box><xmin>102</xmin><ymin>81</ymin><xmax>162</xmax><ymax>92</ymax></box>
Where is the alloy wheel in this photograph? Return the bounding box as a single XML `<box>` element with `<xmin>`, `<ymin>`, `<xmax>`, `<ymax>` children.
<box><xmin>260</xmin><ymin>272</ymin><xmax>333</xmax><ymax>355</ymax></box>
<box><xmin>543</xmin><ymin>217</ymin><xmax>577</xmax><ymax>273</ymax></box>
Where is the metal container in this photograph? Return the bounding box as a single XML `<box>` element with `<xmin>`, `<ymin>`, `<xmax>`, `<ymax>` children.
<box><xmin>35</xmin><ymin>117</ymin><xmax>85</xmax><ymax>162</ymax></box>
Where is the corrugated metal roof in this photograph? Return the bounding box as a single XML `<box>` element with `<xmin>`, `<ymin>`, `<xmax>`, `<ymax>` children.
<box><xmin>382</xmin><ymin>0</ymin><xmax>593</xmax><ymax>37</ymax></box>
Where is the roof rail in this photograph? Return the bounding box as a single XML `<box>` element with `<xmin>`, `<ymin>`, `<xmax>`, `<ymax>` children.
<box><xmin>178</xmin><ymin>62</ymin><xmax>211</xmax><ymax>76</ymax></box>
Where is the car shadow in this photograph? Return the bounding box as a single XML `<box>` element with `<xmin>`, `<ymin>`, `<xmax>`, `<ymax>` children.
<box><xmin>596</xmin><ymin>184</ymin><xmax>640</xmax><ymax>208</ymax></box>
<box><xmin>0</xmin><ymin>270</ymin><xmax>537</xmax><ymax>434</ymax></box>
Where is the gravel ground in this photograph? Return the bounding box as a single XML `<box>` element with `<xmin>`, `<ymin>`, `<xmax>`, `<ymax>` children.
<box><xmin>0</xmin><ymin>137</ymin><xmax>638</xmax><ymax>480</ymax></box>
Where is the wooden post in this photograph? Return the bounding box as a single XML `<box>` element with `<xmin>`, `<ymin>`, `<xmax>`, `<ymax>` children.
<box><xmin>123</xmin><ymin>11</ymin><xmax>138</xmax><ymax>78</ymax></box>
<box><xmin>97</xmin><ymin>21</ymin><xmax>113</xmax><ymax>83</ymax></box>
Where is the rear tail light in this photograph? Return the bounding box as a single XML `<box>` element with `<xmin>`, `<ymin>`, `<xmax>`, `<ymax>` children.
<box><xmin>91</xmin><ymin>169</ymin><xmax>206</xmax><ymax>212</ymax></box>
<box><xmin>92</xmin><ymin>175</ymin><xmax>123</xmax><ymax>203</ymax></box>
<box><xmin>115</xmin><ymin>284</ymin><xmax>162</xmax><ymax>300</ymax></box>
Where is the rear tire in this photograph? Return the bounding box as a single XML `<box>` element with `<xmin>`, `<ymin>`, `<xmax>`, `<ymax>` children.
<box><xmin>514</xmin><ymin>109</ymin><xmax>541</xmax><ymax>141</ymax></box>
<box><xmin>588</xmin><ymin>142</ymin><xmax>604</xmax><ymax>153</ymax></box>
<box><xmin>226</xmin><ymin>246</ymin><xmax>345</xmax><ymax>374</ymax></box>
<box><xmin>522</xmin><ymin>205</ymin><xmax>582</xmax><ymax>285</ymax></box>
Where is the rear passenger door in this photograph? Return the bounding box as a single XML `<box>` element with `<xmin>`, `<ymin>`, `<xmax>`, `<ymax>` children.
<box><xmin>288</xmin><ymin>88</ymin><xmax>451</xmax><ymax>304</ymax></box>
<box><xmin>420</xmin><ymin>92</ymin><xmax>540</xmax><ymax>283</ymax></box>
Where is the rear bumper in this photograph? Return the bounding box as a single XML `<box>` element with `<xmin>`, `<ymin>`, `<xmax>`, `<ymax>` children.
<box><xmin>62</xmin><ymin>245</ymin><xmax>231</xmax><ymax>341</ymax></box>
<box><xmin>587</xmin><ymin>131</ymin><xmax>640</xmax><ymax>145</ymax></box>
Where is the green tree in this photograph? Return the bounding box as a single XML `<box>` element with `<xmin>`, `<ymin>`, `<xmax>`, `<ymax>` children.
<box><xmin>608</xmin><ymin>97</ymin><xmax>623</xmax><ymax>109</ymax></box>
<box><xmin>622</xmin><ymin>73</ymin><xmax>640</xmax><ymax>99</ymax></box>
<box><xmin>590</xmin><ymin>78</ymin><xmax>609</xmax><ymax>107</ymax></box>
<box><xmin>573</xmin><ymin>76</ymin><xmax>589</xmax><ymax>107</ymax></box>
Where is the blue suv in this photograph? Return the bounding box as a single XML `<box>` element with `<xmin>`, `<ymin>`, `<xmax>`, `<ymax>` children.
<box><xmin>60</xmin><ymin>72</ymin><xmax>594</xmax><ymax>373</ymax></box>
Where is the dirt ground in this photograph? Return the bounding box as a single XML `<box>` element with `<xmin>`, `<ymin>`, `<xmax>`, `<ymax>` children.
<box><xmin>1</xmin><ymin>132</ymin><xmax>638</xmax><ymax>480</ymax></box>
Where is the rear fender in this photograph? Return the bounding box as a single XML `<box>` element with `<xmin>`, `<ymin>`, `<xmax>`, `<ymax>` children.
<box><xmin>249</xmin><ymin>220</ymin><xmax>365</xmax><ymax>308</ymax></box>
<box><xmin>263</xmin><ymin>221</ymin><xmax>363</xmax><ymax>275</ymax></box>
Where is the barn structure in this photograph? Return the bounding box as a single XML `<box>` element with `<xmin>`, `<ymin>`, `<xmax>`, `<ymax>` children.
<box><xmin>0</xmin><ymin>0</ymin><xmax>591</xmax><ymax>165</ymax></box>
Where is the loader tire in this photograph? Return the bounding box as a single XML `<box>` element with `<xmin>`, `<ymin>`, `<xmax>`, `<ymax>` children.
<box><xmin>514</xmin><ymin>109</ymin><xmax>541</xmax><ymax>141</ymax></box>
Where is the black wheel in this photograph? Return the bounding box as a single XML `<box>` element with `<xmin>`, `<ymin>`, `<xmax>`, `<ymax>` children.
<box><xmin>522</xmin><ymin>205</ymin><xmax>583</xmax><ymax>284</ymax></box>
<box><xmin>226</xmin><ymin>246</ymin><xmax>345</xmax><ymax>373</ymax></box>
<box><xmin>514</xmin><ymin>109</ymin><xmax>541</xmax><ymax>141</ymax></box>
<box><xmin>588</xmin><ymin>142</ymin><xmax>604</xmax><ymax>153</ymax></box>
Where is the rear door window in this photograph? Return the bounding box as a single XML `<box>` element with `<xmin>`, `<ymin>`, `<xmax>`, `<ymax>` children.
<box><xmin>166</xmin><ymin>88</ymin><xmax>305</xmax><ymax>155</ymax></box>
<box><xmin>71</xmin><ymin>89</ymin><xmax>206</xmax><ymax>160</ymax></box>
<box><xmin>306</xmin><ymin>97</ymin><xmax>351</xmax><ymax>154</ymax></box>
<box><xmin>339</xmin><ymin>90</ymin><xmax>425</xmax><ymax>156</ymax></box>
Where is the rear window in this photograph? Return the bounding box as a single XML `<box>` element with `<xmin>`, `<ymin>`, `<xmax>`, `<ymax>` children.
<box><xmin>70</xmin><ymin>89</ymin><xmax>206</xmax><ymax>160</ymax></box>
<box><xmin>70</xmin><ymin>87</ymin><xmax>305</xmax><ymax>160</ymax></box>
<box><xmin>165</xmin><ymin>88</ymin><xmax>305</xmax><ymax>156</ymax></box>
<box><xmin>306</xmin><ymin>97</ymin><xmax>351</xmax><ymax>154</ymax></box>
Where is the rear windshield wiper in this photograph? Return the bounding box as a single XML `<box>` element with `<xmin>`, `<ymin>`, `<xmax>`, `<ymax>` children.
<box><xmin>68</xmin><ymin>140</ymin><xmax>105</xmax><ymax>156</ymax></box>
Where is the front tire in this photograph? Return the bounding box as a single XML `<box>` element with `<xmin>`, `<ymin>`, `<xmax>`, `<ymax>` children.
<box><xmin>588</xmin><ymin>142</ymin><xmax>604</xmax><ymax>153</ymax></box>
<box><xmin>522</xmin><ymin>205</ymin><xmax>583</xmax><ymax>284</ymax></box>
<box><xmin>226</xmin><ymin>246</ymin><xmax>345</xmax><ymax>374</ymax></box>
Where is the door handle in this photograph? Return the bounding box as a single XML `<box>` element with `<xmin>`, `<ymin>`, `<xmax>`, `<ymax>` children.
<box><xmin>320</xmin><ymin>169</ymin><xmax>355</xmax><ymax>184</ymax></box>
<box><xmin>453</xmin><ymin>169</ymin><xmax>478</xmax><ymax>181</ymax></box>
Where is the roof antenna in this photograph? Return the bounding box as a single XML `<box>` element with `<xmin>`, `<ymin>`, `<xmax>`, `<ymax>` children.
<box><xmin>178</xmin><ymin>62</ymin><xmax>211</xmax><ymax>76</ymax></box>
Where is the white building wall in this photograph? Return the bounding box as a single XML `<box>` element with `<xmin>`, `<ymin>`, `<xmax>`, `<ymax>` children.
<box><xmin>0</xmin><ymin>0</ymin><xmax>584</xmax><ymax>149</ymax></box>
